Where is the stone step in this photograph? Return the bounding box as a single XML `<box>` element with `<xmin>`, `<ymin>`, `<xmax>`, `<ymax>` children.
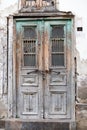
<box><xmin>0</xmin><ymin>119</ymin><xmax>76</xmax><ymax>130</ymax></box>
<box><xmin>4</xmin><ymin>119</ymin><xmax>76</xmax><ymax>130</ymax></box>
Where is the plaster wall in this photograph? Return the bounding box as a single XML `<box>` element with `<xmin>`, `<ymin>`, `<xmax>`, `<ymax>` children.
<box><xmin>0</xmin><ymin>0</ymin><xmax>87</xmax><ymax>129</ymax></box>
<box><xmin>0</xmin><ymin>0</ymin><xmax>18</xmax><ymax>118</ymax></box>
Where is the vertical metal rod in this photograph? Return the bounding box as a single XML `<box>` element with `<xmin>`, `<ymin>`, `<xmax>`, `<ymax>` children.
<box><xmin>74</xmin><ymin>57</ymin><xmax>79</xmax><ymax>103</ymax></box>
<box><xmin>42</xmin><ymin>21</ymin><xmax>45</xmax><ymax>119</ymax></box>
<box><xmin>7</xmin><ymin>17</ymin><xmax>9</xmax><ymax>94</ymax></box>
<box><xmin>74</xmin><ymin>57</ymin><xmax>77</xmax><ymax>101</ymax></box>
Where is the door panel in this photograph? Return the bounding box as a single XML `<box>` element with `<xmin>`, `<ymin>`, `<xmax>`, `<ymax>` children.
<box><xmin>50</xmin><ymin>70</ymin><xmax>67</xmax><ymax>86</ymax></box>
<box><xmin>44</xmin><ymin>21</ymin><xmax>70</xmax><ymax>119</ymax></box>
<box><xmin>16</xmin><ymin>20</ymin><xmax>72</xmax><ymax>119</ymax></box>
<box><xmin>16</xmin><ymin>21</ymin><xmax>43</xmax><ymax>119</ymax></box>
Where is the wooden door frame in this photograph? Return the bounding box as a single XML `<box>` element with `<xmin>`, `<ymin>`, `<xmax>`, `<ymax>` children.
<box><xmin>8</xmin><ymin>16</ymin><xmax>75</xmax><ymax>121</ymax></box>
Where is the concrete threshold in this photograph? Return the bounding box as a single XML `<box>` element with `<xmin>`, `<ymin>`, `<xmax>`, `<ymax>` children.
<box><xmin>4</xmin><ymin>118</ymin><xmax>76</xmax><ymax>130</ymax></box>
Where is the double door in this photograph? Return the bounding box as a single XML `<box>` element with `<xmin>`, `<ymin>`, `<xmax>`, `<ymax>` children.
<box><xmin>16</xmin><ymin>19</ymin><xmax>72</xmax><ymax>119</ymax></box>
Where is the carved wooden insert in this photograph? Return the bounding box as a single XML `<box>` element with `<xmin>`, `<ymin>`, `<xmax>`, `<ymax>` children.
<box><xmin>20</xmin><ymin>0</ymin><xmax>56</xmax><ymax>8</ymax></box>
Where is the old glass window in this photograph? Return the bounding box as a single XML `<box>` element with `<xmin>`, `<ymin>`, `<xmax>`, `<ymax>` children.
<box><xmin>51</xmin><ymin>25</ymin><xmax>65</xmax><ymax>66</ymax></box>
<box><xmin>23</xmin><ymin>26</ymin><xmax>37</xmax><ymax>67</ymax></box>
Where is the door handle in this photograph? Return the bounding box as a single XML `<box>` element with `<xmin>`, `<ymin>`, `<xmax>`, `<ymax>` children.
<box><xmin>27</xmin><ymin>69</ymin><xmax>60</xmax><ymax>75</ymax></box>
<box><xmin>49</xmin><ymin>69</ymin><xmax>60</xmax><ymax>75</ymax></box>
<box><xmin>27</xmin><ymin>70</ymin><xmax>45</xmax><ymax>75</ymax></box>
<box><xmin>27</xmin><ymin>69</ymin><xmax>46</xmax><ymax>80</ymax></box>
<box><xmin>27</xmin><ymin>69</ymin><xmax>39</xmax><ymax>75</ymax></box>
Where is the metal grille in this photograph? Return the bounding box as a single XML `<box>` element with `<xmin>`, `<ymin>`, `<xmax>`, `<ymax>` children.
<box><xmin>51</xmin><ymin>25</ymin><xmax>65</xmax><ymax>66</ymax></box>
<box><xmin>23</xmin><ymin>26</ymin><xmax>37</xmax><ymax>67</ymax></box>
<box><xmin>52</xmin><ymin>39</ymin><xmax>64</xmax><ymax>52</ymax></box>
<box><xmin>24</xmin><ymin>40</ymin><xmax>36</xmax><ymax>53</ymax></box>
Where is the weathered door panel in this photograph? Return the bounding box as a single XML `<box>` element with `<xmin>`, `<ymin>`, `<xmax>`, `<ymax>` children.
<box><xmin>16</xmin><ymin>21</ymin><xmax>43</xmax><ymax>119</ymax></box>
<box><xmin>44</xmin><ymin>21</ymin><xmax>71</xmax><ymax>119</ymax></box>
<box><xmin>16</xmin><ymin>19</ymin><xmax>73</xmax><ymax>119</ymax></box>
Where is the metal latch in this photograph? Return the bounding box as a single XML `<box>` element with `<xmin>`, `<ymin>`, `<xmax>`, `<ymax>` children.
<box><xmin>27</xmin><ymin>69</ymin><xmax>46</xmax><ymax>80</ymax></box>
<box><xmin>49</xmin><ymin>69</ymin><xmax>60</xmax><ymax>75</ymax></box>
<box><xmin>27</xmin><ymin>69</ymin><xmax>38</xmax><ymax>75</ymax></box>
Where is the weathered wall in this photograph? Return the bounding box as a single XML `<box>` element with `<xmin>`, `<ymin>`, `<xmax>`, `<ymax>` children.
<box><xmin>0</xmin><ymin>0</ymin><xmax>87</xmax><ymax>130</ymax></box>
<box><xmin>76</xmin><ymin>59</ymin><xmax>87</xmax><ymax>130</ymax></box>
<box><xmin>75</xmin><ymin>13</ymin><xmax>87</xmax><ymax>130</ymax></box>
<box><xmin>60</xmin><ymin>1</ymin><xmax>87</xmax><ymax>130</ymax></box>
<box><xmin>0</xmin><ymin>0</ymin><xmax>18</xmax><ymax>118</ymax></box>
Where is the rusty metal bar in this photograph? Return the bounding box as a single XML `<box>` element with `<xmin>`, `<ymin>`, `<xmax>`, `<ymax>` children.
<box><xmin>74</xmin><ymin>57</ymin><xmax>79</xmax><ymax>103</ymax></box>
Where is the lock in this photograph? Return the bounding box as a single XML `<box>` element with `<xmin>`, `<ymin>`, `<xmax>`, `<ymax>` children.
<box><xmin>42</xmin><ymin>72</ymin><xmax>46</xmax><ymax>80</ymax></box>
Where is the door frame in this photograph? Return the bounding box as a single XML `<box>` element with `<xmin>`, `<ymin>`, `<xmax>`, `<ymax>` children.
<box><xmin>8</xmin><ymin>16</ymin><xmax>75</xmax><ymax>121</ymax></box>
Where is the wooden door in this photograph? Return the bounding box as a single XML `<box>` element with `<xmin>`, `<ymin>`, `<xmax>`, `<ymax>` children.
<box><xmin>44</xmin><ymin>21</ymin><xmax>71</xmax><ymax>119</ymax></box>
<box><xmin>16</xmin><ymin>21</ymin><xmax>44</xmax><ymax>119</ymax></box>
<box><xmin>16</xmin><ymin>19</ymin><xmax>73</xmax><ymax>119</ymax></box>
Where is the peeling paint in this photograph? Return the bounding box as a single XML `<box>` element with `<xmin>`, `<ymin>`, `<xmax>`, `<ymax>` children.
<box><xmin>0</xmin><ymin>1</ymin><xmax>87</xmax><ymax>130</ymax></box>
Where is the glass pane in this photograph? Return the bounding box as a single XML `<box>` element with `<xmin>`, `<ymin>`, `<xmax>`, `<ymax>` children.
<box><xmin>23</xmin><ymin>26</ymin><xmax>37</xmax><ymax>67</ymax></box>
<box><xmin>24</xmin><ymin>54</ymin><xmax>36</xmax><ymax>66</ymax></box>
<box><xmin>51</xmin><ymin>25</ymin><xmax>64</xmax><ymax>38</ymax></box>
<box><xmin>24</xmin><ymin>26</ymin><xmax>36</xmax><ymax>39</ymax></box>
<box><xmin>52</xmin><ymin>54</ymin><xmax>64</xmax><ymax>66</ymax></box>
<box><xmin>52</xmin><ymin>40</ymin><xmax>64</xmax><ymax>52</ymax></box>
